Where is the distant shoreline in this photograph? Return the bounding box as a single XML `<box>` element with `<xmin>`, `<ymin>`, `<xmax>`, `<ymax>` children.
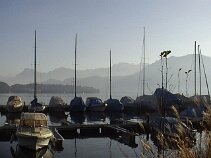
<box><xmin>0</xmin><ymin>82</ymin><xmax>99</xmax><ymax>94</ymax></box>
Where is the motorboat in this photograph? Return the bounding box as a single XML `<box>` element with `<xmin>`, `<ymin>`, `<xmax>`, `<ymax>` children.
<box><xmin>6</xmin><ymin>96</ymin><xmax>23</xmax><ymax>113</ymax></box>
<box><xmin>10</xmin><ymin>145</ymin><xmax>54</xmax><ymax>158</ymax></box>
<box><xmin>16</xmin><ymin>112</ymin><xmax>53</xmax><ymax>150</ymax></box>
<box><xmin>86</xmin><ymin>97</ymin><xmax>106</xmax><ymax>112</ymax></box>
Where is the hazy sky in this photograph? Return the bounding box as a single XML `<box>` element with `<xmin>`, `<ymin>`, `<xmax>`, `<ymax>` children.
<box><xmin>0</xmin><ymin>0</ymin><xmax>211</xmax><ymax>76</ymax></box>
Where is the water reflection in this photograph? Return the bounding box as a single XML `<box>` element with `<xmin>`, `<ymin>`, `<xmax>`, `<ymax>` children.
<box><xmin>0</xmin><ymin>112</ymin><xmax>166</xmax><ymax>158</ymax></box>
<box><xmin>85</xmin><ymin>112</ymin><xmax>106</xmax><ymax>123</ymax></box>
<box><xmin>68</xmin><ymin>112</ymin><xmax>143</xmax><ymax>124</ymax></box>
<box><xmin>6</xmin><ymin>113</ymin><xmax>21</xmax><ymax>125</ymax></box>
<box><xmin>49</xmin><ymin>112</ymin><xmax>68</xmax><ymax>125</ymax></box>
<box><xmin>69</xmin><ymin>113</ymin><xmax>86</xmax><ymax>124</ymax></box>
<box><xmin>106</xmin><ymin>112</ymin><xmax>124</xmax><ymax>124</ymax></box>
<box><xmin>10</xmin><ymin>145</ymin><xmax>54</xmax><ymax>158</ymax></box>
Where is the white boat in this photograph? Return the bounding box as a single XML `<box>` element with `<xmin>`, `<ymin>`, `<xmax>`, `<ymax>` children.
<box><xmin>6</xmin><ymin>96</ymin><xmax>23</xmax><ymax>113</ymax></box>
<box><xmin>16</xmin><ymin>113</ymin><xmax>53</xmax><ymax>150</ymax></box>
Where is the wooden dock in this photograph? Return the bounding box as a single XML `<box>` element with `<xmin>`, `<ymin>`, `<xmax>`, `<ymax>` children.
<box><xmin>0</xmin><ymin>121</ymin><xmax>144</xmax><ymax>148</ymax></box>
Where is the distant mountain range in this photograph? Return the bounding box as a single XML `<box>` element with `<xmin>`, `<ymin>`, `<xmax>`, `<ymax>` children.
<box><xmin>1</xmin><ymin>54</ymin><xmax>211</xmax><ymax>98</ymax></box>
<box><xmin>0</xmin><ymin>62</ymin><xmax>141</xmax><ymax>85</ymax></box>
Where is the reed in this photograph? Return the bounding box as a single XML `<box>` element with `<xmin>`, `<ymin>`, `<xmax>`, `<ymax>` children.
<box><xmin>138</xmin><ymin>106</ymin><xmax>211</xmax><ymax>157</ymax></box>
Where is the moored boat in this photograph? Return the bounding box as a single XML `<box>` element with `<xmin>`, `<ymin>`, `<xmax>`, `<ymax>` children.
<box><xmin>69</xmin><ymin>96</ymin><xmax>86</xmax><ymax>112</ymax></box>
<box><xmin>29</xmin><ymin>98</ymin><xmax>46</xmax><ymax>112</ymax></box>
<box><xmin>28</xmin><ymin>30</ymin><xmax>45</xmax><ymax>113</ymax></box>
<box><xmin>49</xmin><ymin>96</ymin><xmax>66</xmax><ymax>112</ymax></box>
<box><xmin>105</xmin><ymin>98</ymin><xmax>124</xmax><ymax>112</ymax></box>
<box><xmin>16</xmin><ymin>112</ymin><xmax>53</xmax><ymax>150</ymax></box>
<box><xmin>104</xmin><ymin>50</ymin><xmax>124</xmax><ymax>112</ymax></box>
<box><xmin>120</xmin><ymin>96</ymin><xmax>138</xmax><ymax>111</ymax></box>
<box><xmin>10</xmin><ymin>145</ymin><xmax>54</xmax><ymax>158</ymax></box>
<box><xmin>69</xmin><ymin>34</ymin><xmax>86</xmax><ymax>112</ymax></box>
<box><xmin>86</xmin><ymin>97</ymin><xmax>106</xmax><ymax>112</ymax></box>
<box><xmin>6</xmin><ymin>96</ymin><xmax>23</xmax><ymax>113</ymax></box>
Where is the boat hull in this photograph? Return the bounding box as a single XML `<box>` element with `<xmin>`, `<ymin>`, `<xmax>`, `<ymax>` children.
<box><xmin>28</xmin><ymin>105</ymin><xmax>46</xmax><ymax>113</ymax></box>
<box><xmin>16</xmin><ymin>136</ymin><xmax>51</xmax><ymax>150</ymax></box>
<box><xmin>87</xmin><ymin>104</ymin><xmax>106</xmax><ymax>112</ymax></box>
<box><xmin>49</xmin><ymin>106</ymin><xmax>66</xmax><ymax>112</ymax></box>
<box><xmin>69</xmin><ymin>97</ymin><xmax>86</xmax><ymax>112</ymax></box>
<box><xmin>6</xmin><ymin>105</ymin><xmax>23</xmax><ymax>113</ymax></box>
<box><xmin>16</xmin><ymin>133</ymin><xmax>52</xmax><ymax>150</ymax></box>
<box><xmin>105</xmin><ymin>99</ymin><xmax>124</xmax><ymax>112</ymax></box>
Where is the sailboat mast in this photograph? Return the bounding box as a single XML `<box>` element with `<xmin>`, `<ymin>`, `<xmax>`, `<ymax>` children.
<box><xmin>74</xmin><ymin>34</ymin><xmax>77</xmax><ymax>98</ymax></box>
<box><xmin>198</xmin><ymin>45</ymin><xmax>202</xmax><ymax>96</ymax></box>
<box><xmin>194</xmin><ymin>41</ymin><xmax>197</xmax><ymax>96</ymax></box>
<box><xmin>34</xmin><ymin>30</ymin><xmax>37</xmax><ymax>99</ymax></box>
<box><xmin>110</xmin><ymin>49</ymin><xmax>112</xmax><ymax>99</ymax></box>
<box><xmin>142</xmin><ymin>27</ymin><xmax>146</xmax><ymax>96</ymax></box>
<box><xmin>200</xmin><ymin>50</ymin><xmax>210</xmax><ymax>96</ymax></box>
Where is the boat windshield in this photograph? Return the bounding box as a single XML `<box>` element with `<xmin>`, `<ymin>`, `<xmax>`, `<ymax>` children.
<box><xmin>20</xmin><ymin>119</ymin><xmax>47</xmax><ymax>127</ymax></box>
<box><xmin>20</xmin><ymin>113</ymin><xmax>48</xmax><ymax>127</ymax></box>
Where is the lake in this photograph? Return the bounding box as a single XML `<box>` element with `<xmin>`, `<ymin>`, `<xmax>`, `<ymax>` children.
<box><xmin>0</xmin><ymin>93</ymin><xmax>204</xmax><ymax>158</ymax></box>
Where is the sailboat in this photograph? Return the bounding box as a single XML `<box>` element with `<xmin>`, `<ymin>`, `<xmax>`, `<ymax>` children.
<box><xmin>135</xmin><ymin>27</ymin><xmax>151</xmax><ymax>111</ymax></box>
<box><xmin>120</xmin><ymin>28</ymin><xmax>147</xmax><ymax>111</ymax></box>
<box><xmin>29</xmin><ymin>30</ymin><xmax>45</xmax><ymax>112</ymax></box>
<box><xmin>69</xmin><ymin>34</ymin><xmax>86</xmax><ymax>112</ymax></box>
<box><xmin>105</xmin><ymin>50</ymin><xmax>124</xmax><ymax>112</ymax></box>
<box><xmin>86</xmin><ymin>97</ymin><xmax>107</xmax><ymax>112</ymax></box>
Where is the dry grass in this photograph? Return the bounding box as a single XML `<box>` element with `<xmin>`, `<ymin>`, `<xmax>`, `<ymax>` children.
<box><xmin>177</xmin><ymin>106</ymin><xmax>211</xmax><ymax>158</ymax></box>
<box><xmin>138</xmin><ymin>105</ymin><xmax>211</xmax><ymax>158</ymax></box>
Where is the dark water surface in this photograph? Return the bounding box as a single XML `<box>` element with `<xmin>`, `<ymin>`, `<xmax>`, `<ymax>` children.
<box><xmin>0</xmin><ymin>112</ymin><xmax>148</xmax><ymax>158</ymax></box>
<box><xmin>0</xmin><ymin>93</ymin><xmax>147</xmax><ymax>158</ymax></box>
<box><xmin>0</xmin><ymin>93</ymin><xmax>204</xmax><ymax>158</ymax></box>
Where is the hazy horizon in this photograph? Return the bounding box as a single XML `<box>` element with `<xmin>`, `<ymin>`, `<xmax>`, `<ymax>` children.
<box><xmin>1</xmin><ymin>53</ymin><xmax>209</xmax><ymax>77</ymax></box>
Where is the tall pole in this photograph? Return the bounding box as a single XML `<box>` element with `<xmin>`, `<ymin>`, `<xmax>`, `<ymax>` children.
<box><xmin>160</xmin><ymin>52</ymin><xmax>164</xmax><ymax>117</ymax></box>
<box><xmin>178</xmin><ymin>68</ymin><xmax>182</xmax><ymax>94</ymax></box>
<box><xmin>198</xmin><ymin>45</ymin><xmax>202</xmax><ymax>96</ymax></box>
<box><xmin>165</xmin><ymin>56</ymin><xmax>168</xmax><ymax>90</ymax></box>
<box><xmin>194</xmin><ymin>41</ymin><xmax>197</xmax><ymax>96</ymax></box>
<box><xmin>185</xmin><ymin>70</ymin><xmax>192</xmax><ymax>96</ymax></box>
<box><xmin>185</xmin><ymin>72</ymin><xmax>188</xmax><ymax>96</ymax></box>
<box><xmin>74</xmin><ymin>34</ymin><xmax>77</xmax><ymax>98</ymax></box>
<box><xmin>34</xmin><ymin>30</ymin><xmax>37</xmax><ymax>99</ymax></box>
<box><xmin>143</xmin><ymin>27</ymin><xmax>146</xmax><ymax>96</ymax></box>
<box><xmin>200</xmin><ymin>50</ymin><xmax>210</xmax><ymax>96</ymax></box>
<box><xmin>110</xmin><ymin>49</ymin><xmax>112</xmax><ymax>99</ymax></box>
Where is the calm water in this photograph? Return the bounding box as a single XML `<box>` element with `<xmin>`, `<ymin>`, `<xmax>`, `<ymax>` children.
<box><xmin>0</xmin><ymin>93</ymin><xmax>149</xmax><ymax>158</ymax></box>
<box><xmin>0</xmin><ymin>93</ymin><xmax>203</xmax><ymax>158</ymax></box>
